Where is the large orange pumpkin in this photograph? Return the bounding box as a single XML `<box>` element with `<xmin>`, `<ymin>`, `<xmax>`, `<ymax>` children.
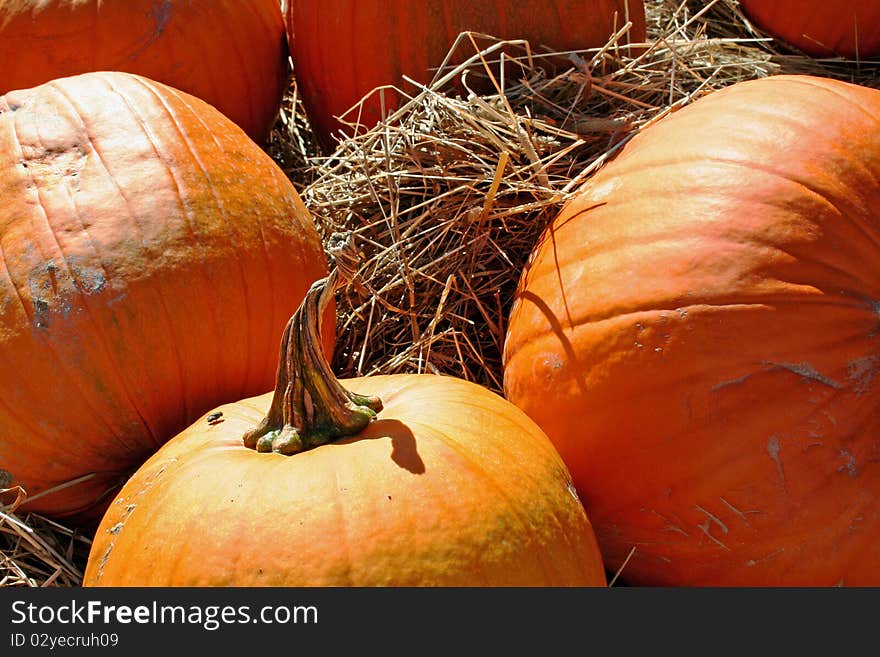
<box><xmin>0</xmin><ymin>71</ymin><xmax>330</xmax><ymax>522</ymax></box>
<box><xmin>739</xmin><ymin>0</ymin><xmax>880</xmax><ymax>58</ymax></box>
<box><xmin>287</xmin><ymin>0</ymin><xmax>646</xmax><ymax>146</ymax></box>
<box><xmin>503</xmin><ymin>75</ymin><xmax>880</xmax><ymax>586</ymax></box>
<box><xmin>83</xmin><ymin>241</ymin><xmax>606</xmax><ymax>587</ymax></box>
<box><xmin>0</xmin><ymin>0</ymin><xmax>288</xmax><ymax>142</ymax></box>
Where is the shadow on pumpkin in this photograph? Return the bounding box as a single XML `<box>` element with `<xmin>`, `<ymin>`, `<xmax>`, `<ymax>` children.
<box><xmin>513</xmin><ymin>289</ymin><xmax>590</xmax><ymax>400</ymax></box>
<box><xmin>351</xmin><ymin>418</ymin><xmax>426</xmax><ymax>475</ymax></box>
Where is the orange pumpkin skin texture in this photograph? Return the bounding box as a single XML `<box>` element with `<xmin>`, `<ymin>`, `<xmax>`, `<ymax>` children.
<box><xmin>739</xmin><ymin>0</ymin><xmax>880</xmax><ymax>58</ymax></box>
<box><xmin>83</xmin><ymin>373</ymin><xmax>606</xmax><ymax>587</ymax></box>
<box><xmin>0</xmin><ymin>71</ymin><xmax>330</xmax><ymax>521</ymax></box>
<box><xmin>287</xmin><ymin>0</ymin><xmax>645</xmax><ymax>145</ymax></box>
<box><xmin>0</xmin><ymin>0</ymin><xmax>288</xmax><ymax>142</ymax></box>
<box><xmin>502</xmin><ymin>75</ymin><xmax>880</xmax><ymax>586</ymax></box>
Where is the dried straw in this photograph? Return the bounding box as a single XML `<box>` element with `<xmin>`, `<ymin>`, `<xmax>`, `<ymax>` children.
<box><xmin>1</xmin><ymin>484</ymin><xmax>90</xmax><ymax>587</ymax></box>
<box><xmin>4</xmin><ymin>0</ymin><xmax>877</xmax><ymax>587</ymax></box>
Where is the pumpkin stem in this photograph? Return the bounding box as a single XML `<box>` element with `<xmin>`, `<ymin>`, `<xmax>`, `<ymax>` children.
<box><xmin>243</xmin><ymin>234</ymin><xmax>382</xmax><ymax>455</ymax></box>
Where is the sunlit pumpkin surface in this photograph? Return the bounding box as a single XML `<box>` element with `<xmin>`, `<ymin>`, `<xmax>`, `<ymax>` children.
<box><xmin>504</xmin><ymin>75</ymin><xmax>880</xmax><ymax>586</ymax></box>
<box><xmin>84</xmin><ymin>374</ymin><xmax>607</xmax><ymax>587</ymax></box>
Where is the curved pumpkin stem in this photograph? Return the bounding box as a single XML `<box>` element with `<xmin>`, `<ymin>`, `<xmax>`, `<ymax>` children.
<box><xmin>243</xmin><ymin>234</ymin><xmax>383</xmax><ymax>455</ymax></box>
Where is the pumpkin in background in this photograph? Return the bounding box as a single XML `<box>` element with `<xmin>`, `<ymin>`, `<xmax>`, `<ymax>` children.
<box><xmin>286</xmin><ymin>0</ymin><xmax>646</xmax><ymax>147</ymax></box>
<box><xmin>503</xmin><ymin>75</ymin><xmax>880</xmax><ymax>586</ymax></box>
<box><xmin>83</xmin><ymin>240</ymin><xmax>606</xmax><ymax>587</ymax></box>
<box><xmin>0</xmin><ymin>0</ymin><xmax>288</xmax><ymax>142</ymax></box>
<box><xmin>0</xmin><ymin>71</ymin><xmax>331</xmax><ymax>522</ymax></box>
<box><xmin>739</xmin><ymin>0</ymin><xmax>880</xmax><ymax>58</ymax></box>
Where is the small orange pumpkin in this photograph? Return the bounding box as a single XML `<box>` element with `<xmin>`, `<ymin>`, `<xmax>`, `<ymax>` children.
<box><xmin>503</xmin><ymin>75</ymin><xmax>880</xmax><ymax>586</ymax></box>
<box><xmin>83</xmin><ymin>239</ymin><xmax>606</xmax><ymax>587</ymax></box>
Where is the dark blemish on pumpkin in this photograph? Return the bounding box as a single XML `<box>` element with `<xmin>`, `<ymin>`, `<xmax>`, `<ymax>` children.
<box><xmin>207</xmin><ymin>411</ymin><xmax>224</xmax><ymax>425</ymax></box>
<box><xmin>0</xmin><ymin>469</ymin><xmax>12</xmax><ymax>488</ymax></box>
<box><xmin>67</xmin><ymin>260</ymin><xmax>107</xmax><ymax>295</ymax></box>
<box><xmin>146</xmin><ymin>0</ymin><xmax>173</xmax><ymax>43</ymax></box>
<box><xmin>767</xmin><ymin>436</ymin><xmax>787</xmax><ymax>494</ymax></box>
<box><xmin>837</xmin><ymin>450</ymin><xmax>858</xmax><ymax>478</ymax></box>
<box><xmin>126</xmin><ymin>0</ymin><xmax>173</xmax><ymax>60</ymax></box>
<box><xmin>45</xmin><ymin>262</ymin><xmax>59</xmax><ymax>285</ymax></box>
<box><xmin>32</xmin><ymin>298</ymin><xmax>50</xmax><ymax>329</ymax></box>
<box><xmin>762</xmin><ymin>361</ymin><xmax>843</xmax><ymax>390</ymax></box>
<box><xmin>711</xmin><ymin>372</ymin><xmax>756</xmax><ymax>392</ymax></box>
<box><xmin>20</xmin><ymin>146</ymin><xmax>88</xmax><ymax>185</ymax></box>
<box><xmin>85</xmin><ymin>270</ymin><xmax>106</xmax><ymax>294</ymax></box>
<box><xmin>387</xmin><ymin>495</ymin><xmax>392</xmax><ymax>501</ymax></box>
<box><xmin>847</xmin><ymin>356</ymin><xmax>877</xmax><ymax>396</ymax></box>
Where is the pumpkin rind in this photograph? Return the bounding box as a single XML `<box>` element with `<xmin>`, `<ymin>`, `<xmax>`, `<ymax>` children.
<box><xmin>0</xmin><ymin>71</ymin><xmax>330</xmax><ymax>521</ymax></box>
<box><xmin>287</xmin><ymin>0</ymin><xmax>646</xmax><ymax>146</ymax></box>
<box><xmin>83</xmin><ymin>374</ymin><xmax>606</xmax><ymax>586</ymax></box>
<box><xmin>503</xmin><ymin>75</ymin><xmax>880</xmax><ymax>586</ymax></box>
<box><xmin>0</xmin><ymin>0</ymin><xmax>288</xmax><ymax>142</ymax></box>
<box><xmin>739</xmin><ymin>0</ymin><xmax>880</xmax><ymax>58</ymax></box>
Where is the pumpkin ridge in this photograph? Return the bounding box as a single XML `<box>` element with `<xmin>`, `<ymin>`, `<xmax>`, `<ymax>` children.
<box><xmin>706</xmin><ymin>155</ymin><xmax>859</xmax><ymax>205</ymax></box>
<box><xmin>705</xmin><ymin>156</ymin><xmax>880</xmax><ymax>251</ymax></box>
<box><xmin>774</xmin><ymin>76</ymin><xmax>880</xmax><ymax>127</ymax></box>
<box><xmin>198</xmin><ymin>8</ymin><xmax>261</xmax><ymax>134</ymax></box>
<box><xmin>130</xmin><ymin>74</ymin><xmax>259</xmax><ymax>399</ymax></box>
<box><xmin>42</xmin><ymin>80</ymin><xmax>194</xmax><ymax>444</ymax></box>
<box><xmin>511</xmin><ymin>291</ymin><xmax>877</xmax><ymax>342</ymax></box>
<box><xmin>238</xmin><ymin>111</ymin><xmax>308</xmax><ymax>387</ymax></box>
<box><xmin>158</xmin><ymin>80</ymin><xmax>281</xmax><ymax>385</ymax></box>
<box><xmin>395</xmin><ymin>408</ymin><xmax>581</xmax><ymax>583</ymax></box>
<box><xmin>514</xmin><ymin>286</ymin><xmax>775</xmax><ymax>333</ymax></box>
<box><xmin>327</xmin><ymin>458</ymin><xmax>358</xmax><ymax>587</ymax></box>
<box><xmin>73</xmin><ymin>74</ymin><xmax>200</xmax><ymax>422</ymax></box>
<box><xmin>4</xmin><ymin>91</ymin><xmax>159</xmax><ymax>453</ymax></box>
<box><xmin>35</xmin><ymin>166</ymin><xmax>163</xmax><ymax>453</ymax></box>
